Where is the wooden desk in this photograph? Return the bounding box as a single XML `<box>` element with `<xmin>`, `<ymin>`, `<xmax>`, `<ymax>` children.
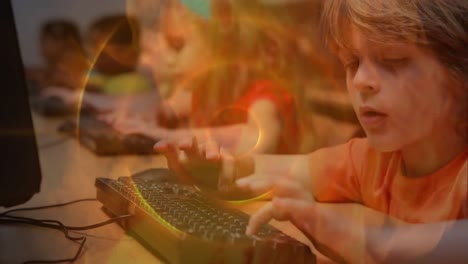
<box><xmin>0</xmin><ymin>113</ymin><xmax>169</xmax><ymax>263</ymax></box>
<box><xmin>0</xmin><ymin>113</ymin><xmax>321</xmax><ymax>264</ymax></box>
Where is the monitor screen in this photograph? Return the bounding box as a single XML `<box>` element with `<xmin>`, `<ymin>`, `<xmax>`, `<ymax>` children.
<box><xmin>0</xmin><ymin>0</ymin><xmax>42</xmax><ymax>207</ymax></box>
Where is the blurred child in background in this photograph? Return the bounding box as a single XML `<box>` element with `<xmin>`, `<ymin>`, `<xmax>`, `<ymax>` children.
<box><xmin>27</xmin><ymin>20</ymin><xmax>88</xmax><ymax>91</ymax></box>
<box><xmin>136</xmin><ymin>0</ymin><xmax>212</xmax><ymax>128</ymax></box>
<box><xmin>111</xmin><ymin>0</ymin><xmax>301</xmax><ymax>155</ymax></box>
<box><xmin>86</xmin><ymin>14</ymin><xmax>151</xmax><ymax>95</ymax></box>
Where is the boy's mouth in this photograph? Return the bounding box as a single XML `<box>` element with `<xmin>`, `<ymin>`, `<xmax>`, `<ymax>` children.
<box><xmin>359</xmin><ymin>106</ymin><xmax>387</xmax><ymax>127</ymax></box>
<box><xmin>362</xmin><ymin>110</ymin><xmax>386</xmax><ymax>117</ymax></box>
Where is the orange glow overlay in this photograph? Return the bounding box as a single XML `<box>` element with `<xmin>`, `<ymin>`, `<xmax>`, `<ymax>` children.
<box><xmin>71</xmin><ymin>0</ymin><xmax>349</xmax><ymax>250</ymax></box>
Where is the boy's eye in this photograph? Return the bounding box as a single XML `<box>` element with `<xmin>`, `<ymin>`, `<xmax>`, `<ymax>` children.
<box><xmin>343</xmin><ymin>59</ymin><xmax>359</xmax><ymax>72</ymax></box>
<box><xmin>382</xmin><ymin>57</ymin><xmax>409</xmax><ymax>66</ymax></box>
<box><xmin>337</xmin><ymin>49</ymin><xmax>360</xmax><ymax>73</ymax></box>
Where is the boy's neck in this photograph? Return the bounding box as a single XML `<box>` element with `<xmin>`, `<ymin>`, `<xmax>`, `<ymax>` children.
<box><xmin>401</xmin><ymin>129</ymin><xmax>467</xmax><ymax>177</ymax></box>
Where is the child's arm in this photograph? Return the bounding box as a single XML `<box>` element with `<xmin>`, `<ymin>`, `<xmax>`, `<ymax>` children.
<box><xmin>167</xmin><ymin>99</ymin><xmax>281</xmax><ymax>154</ymax></box>
<box><xmin>155</xmin><ymin>134</ymin><xmax>355</xmax><ymax>196</ymax></box>
<box><xmin>246</xmin><ymin>194</ymin><xmax>468</xmax><ymax>264</ymax></box>
<box><xmin>154</xmin><ymin>135</ymin><xmax>310</xmax><ymax>191</ymax></box>
<box><xmin>117</xmin><ymin>98</ymin><xmax>281</xmax><ymax>154</ymax></box>
<box><xmin>112</xmin><ymin>92</ymin><xmax>281</xmax><ymax>154</ymax></box>
<box><xmin>374</xmin><ymin>219</ymin><xmax>468</xmax><ymax>263</ymax></box>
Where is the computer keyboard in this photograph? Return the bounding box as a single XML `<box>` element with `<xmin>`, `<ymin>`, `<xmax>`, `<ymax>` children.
<box><xmin>31</xmin><ymin>95</ymin><xmax>76</xmax><ymax>116</ymax></box>
<box><xmin>95</xmin><ymin>168</ymin><xmax>315</xmax><ymax>263</ymax></box>
<box><xmin>31</xmin><ymin>95</ymin><xmax>97</xmax><ymax>117</ymax></box>
<box><xmin>58</xmin><ymin>115</ymin><xmax>158</xmax><ymax>155</ymax></box>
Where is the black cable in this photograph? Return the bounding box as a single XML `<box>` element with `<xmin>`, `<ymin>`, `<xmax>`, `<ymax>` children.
<box><xmin>65</xmin><ymin>214</ymin><xmax>133</xmax><ymax>230</ymax></box>
<box><xmin>0</xmin><ymin>213</ymin><xmax>132</xmax><ymax>231</ymax></box>
<box><xmin>25</xmin><ymin>238</ymin><xmax>86</xmax><ymax>264</ymax></box>
<box><xmin>0</xmin><ymin>198</ymin><xmax>97</xmax><ymax>216</ymax></box>
<box><xmin>0</xmin><ymin>217</ymin><xmax>86</xmax><ymax>263</ymax></box>
<box><xmin>0</xmin><ymin>198</ymin><xmax>133</xmax><ymax>264</ymax></box>
<box><xmin>0</xmin><ymin>217</ymin><xmax>83</xmax><ymax>241</ymax></box>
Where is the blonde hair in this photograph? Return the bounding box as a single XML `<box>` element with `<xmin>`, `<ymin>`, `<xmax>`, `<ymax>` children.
<box><xmin>322</xmin><ymin>0</ymin><xmax>467</xmax><ymax>78</ymax></box>
<box><xmin>321</xmin><ymin>0</ymin><xmax>467</xmax><ymax>135</ymax></box>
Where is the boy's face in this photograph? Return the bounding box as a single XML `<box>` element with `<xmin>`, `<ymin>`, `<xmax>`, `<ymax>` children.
<box><xmin>87</xmin><ymin>29</ymin><xmax>138</xmax><ymax>74</ymax></box>
<box><xmin>139</xmin><ymin>4</ymin><xmax>212</xmax><ymax>82</ymax></box>
<box><xmin>41</xmin><ymin>35</ymin><xmax>65</xmax><ymax>63</ymax></box>
<box><xmin>337</xmin><ymin>24</ymin><xmax>453</xmax><ymax>152</ymax></box>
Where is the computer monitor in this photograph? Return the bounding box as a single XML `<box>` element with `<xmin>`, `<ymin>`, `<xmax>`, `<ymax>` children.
<box><xmin>0</xmin><ymin>0</ymin><xmax>42</xmax><ymax>207</ymax></box>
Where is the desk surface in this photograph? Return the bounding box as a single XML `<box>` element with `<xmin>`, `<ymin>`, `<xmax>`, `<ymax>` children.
<box><xmin>0</xmin><ymin>113</ymin><xmax>324</xmax><ymax>264</ymax></box>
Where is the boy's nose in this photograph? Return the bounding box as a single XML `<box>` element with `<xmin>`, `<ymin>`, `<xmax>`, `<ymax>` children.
<box><xmin>166</xmin><ymin>34</ymin><xmax>185</xmax><ymax>53</ymax></box>
<box><xmin>352</xmin><ymin>60</ymin><xmax>380</xmax><ymax>94</ymax></box>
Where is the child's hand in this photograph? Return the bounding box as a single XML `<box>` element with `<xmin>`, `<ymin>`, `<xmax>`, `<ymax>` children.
<box><xmin>241</xmin><ymin>177</ymin><xmax>386</xmax><ymax>263</ymax></box>
<box><xmin>240</xmin><ymin>178</ymin><xmax>347</xmax><ymax>261</ymax></box>
<box><xmin>154</xmin><ymin>137</ymin><xmax>237</xmax><ymax>188</ymax></box>
<box><xmin>238</xmin><ymin>177</ymin><xmax>315</xmax><ymax>235</ymax></box>
<box><xmin>113</xmin><ymin>117</ymin><xmax>168</xmax><ymax>138</ymax></box>
<box><xmin>113</xmin><ymin>117</ymin><xmax>151</xmax><ymax>134</ymax></box>
<box><xmin>98</xmin><ymin>110</ymin><xmax>132</xmax><ymax>126</ymax></box>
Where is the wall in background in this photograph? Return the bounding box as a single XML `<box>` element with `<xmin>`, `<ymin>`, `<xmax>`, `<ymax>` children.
<box><xmin>12</xmin><ymin>0</ymin><xmax>127</xmax><ymax>66</ymax></box>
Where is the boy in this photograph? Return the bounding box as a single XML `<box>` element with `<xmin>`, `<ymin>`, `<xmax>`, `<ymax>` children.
<box><xmin>156</xmin><ymin>0</ymin><xmax>467</xmax><ymax>262</ymax></box>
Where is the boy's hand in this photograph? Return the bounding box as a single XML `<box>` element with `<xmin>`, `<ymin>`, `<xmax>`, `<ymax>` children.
<box><xmin>240</xmin><ymin>177</ymin><xmax>386</xmax><ymax>263</ymax></box>
<box><xmin>98</xmin><ymin>111</ymin><xmax>130</xmax><ymax>126</ymax></box>
<box><xmin>239</xmin><ymin>178</ymin><xmax>346</xmax><ymax>261</ymax></box>
<box><xmin>154</xmin><ymin>137</ymin><xmax>231</xmax><ymax>189</ymax></box>
<box><xmin>112</xmin><ymin>116</ymin><xmax>157</xmax><ymax>134</ymax></box>
<box><xmin>238</xmin><ymin>177</ymin><xmax>315</xmax><ymax>235</ymax></box>
<box><xmin>113</xmin><ymin>117</ymin><xmax>151</xmax><ymax>134</ymax></box>
<box><xmin>155</xmin><ymin>137</ymin><xmax>262</xmax><ymax>201</ymax></box>
<box><xmin>99</xmin><ymin>112</ymin><xmax>167</xmax><ymax>138</ymax></box>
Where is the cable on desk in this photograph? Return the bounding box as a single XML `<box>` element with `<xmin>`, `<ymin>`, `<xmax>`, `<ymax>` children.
<box><xmin>0</xmin><ymin>198</ymin><xmax>97</xmax><ymax>216</ymax></box>
<box><xmin>0</xmin><ymin>217</ymin><xmax>87</xmax><ymax>263</ymax></box>
<box><xmin>1</xmin><ymin>214</ymin><xmax>132</xmax><ymax>231</ymax></box>
<box><xmin>0</xmin><ymin>198</ymin><xmax>133</xmax><ymax>264</ymax></box>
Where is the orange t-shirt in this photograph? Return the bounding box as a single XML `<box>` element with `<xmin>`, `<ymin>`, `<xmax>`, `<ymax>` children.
<box><xmin>310</xmin><ymin>138</ymin><xmax>468</xmax><ymax>223</ymax></box>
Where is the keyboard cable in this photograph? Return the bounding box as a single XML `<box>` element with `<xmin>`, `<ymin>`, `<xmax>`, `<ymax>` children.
<box><xmin>0</xmin><ymin>198</ymin><xmax>133</xmax><ymax>264</ymax></box>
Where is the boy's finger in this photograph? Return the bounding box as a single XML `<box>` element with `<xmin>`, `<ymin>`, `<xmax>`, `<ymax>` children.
<box><xmin>273</xmin><ymin>179</ymin><xmax>314</xmax><ymax>201</ymax></box>
<box><xmin>246</xmin><ymin>202</ymin><xmax>275</xmax><ymax>236</ymax></box>
<box><xmin>205</xmin><ymin>140</ymin><xmax>221</xmax><ymax>160</ymax></box>
<box><xmin>217</xmin><ymin>155</ymin><xmax>236</xmax><ymax>190</ymax></box>
<box><xmin>246</xmin><ymin>197</ymin><xmax>312</xmax><ymax>236</ymax></box>
<box><xmin>272</xmin><ymin>198</ymin><xmax>318</xmax><ymax>236</ymax></box>
<box><xmin>179</xmin><ymin>138</ymin><xmax>195</xmax><ymax>153</ymax></box>
<box><xmin>154</xmin><ymin>144</ymin><xmax>168</xmax><ymax>152</ymax></box>
<box><xmin>178</xmin><ymin>137</ymin><xmax>193</xmax><ymax>149</ymax></box>
<box><xmin>180</xmin><ymin>136</ymin><xmax>204</xmax><ymax>160</ymax></box>
<box><xmin>236</xmin><ymin>176</ymin><xmax>274</xmax><ymax>194</ymax></box>
<box><xmin>164</xmin><ymin>144</ymin><xmax>182</xmax><ymax>170</ymax></box>
<box><xmin>154</xmin><ymin>139</ymin><xmax>172</xmax><ymax>152</ymax></box>
<box><xmin>165</xmin><ymin>145</ymin><xmax>193</xmax><ymax>183</ymax></box>
<box><xmin>273</xmin><ymin>197</ymin><xmax>312</xmax><ymax>217</ymax></box>
<box><xmin>246</xmin><ymin>199</ymin><xmax>292</xmax><ymax>235</ymax></box>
